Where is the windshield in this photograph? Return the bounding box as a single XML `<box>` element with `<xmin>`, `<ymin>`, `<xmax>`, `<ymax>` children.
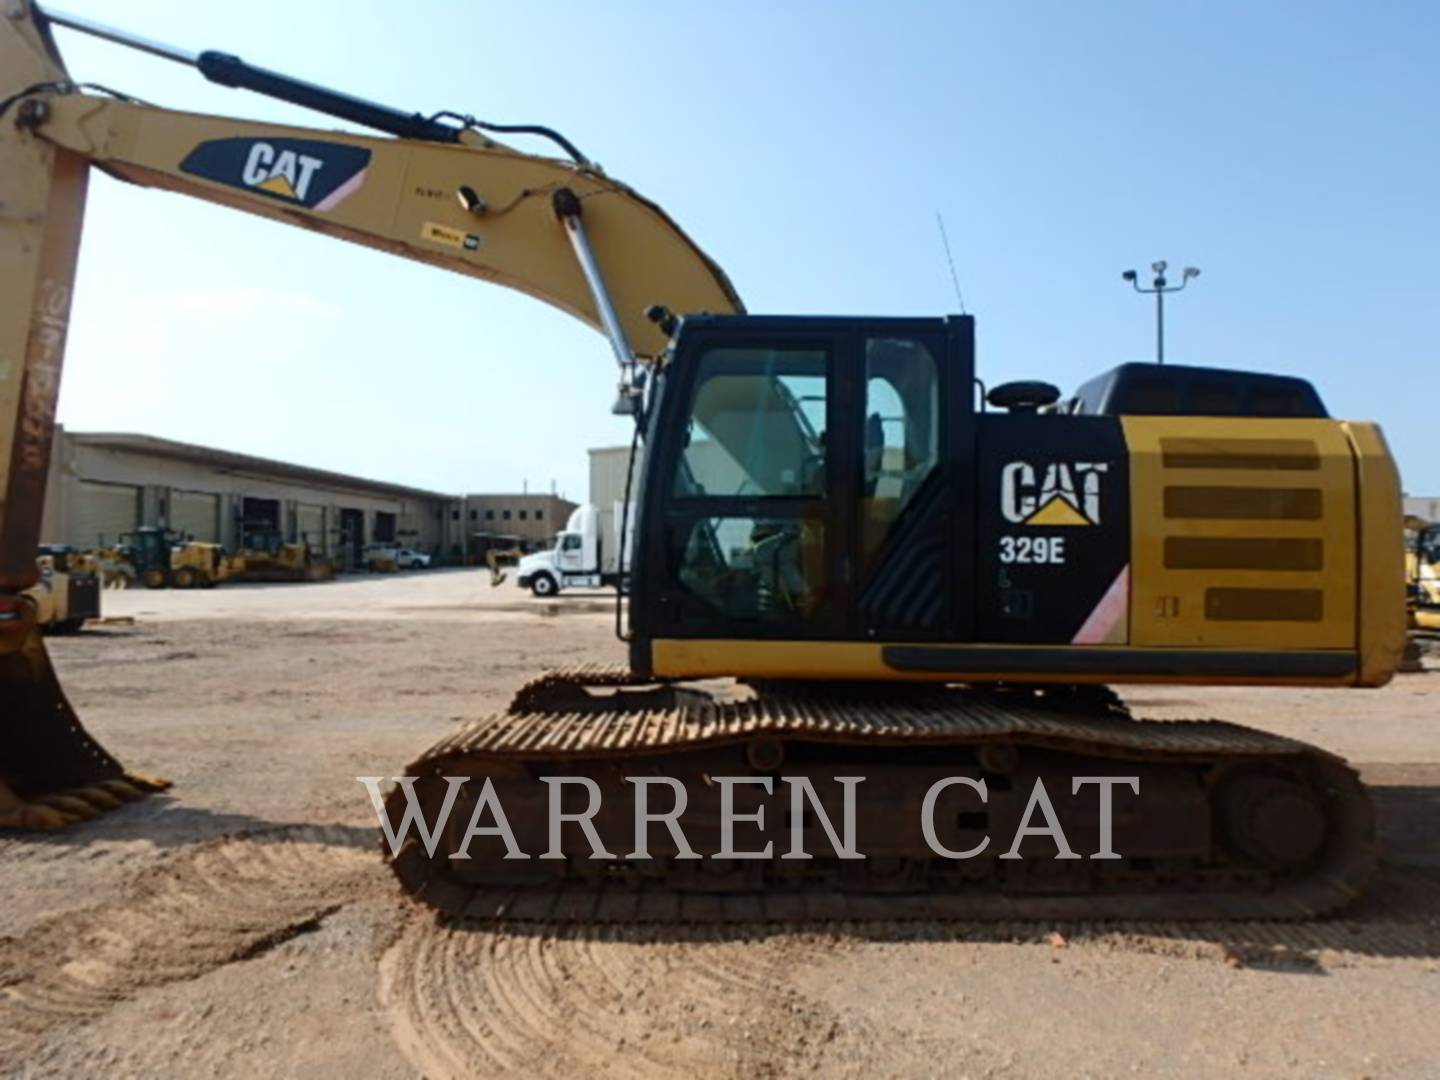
<box><xmin>674</xmin><ymin>346</ymin><xmax>827</xmax><ymax>498</ymax></box>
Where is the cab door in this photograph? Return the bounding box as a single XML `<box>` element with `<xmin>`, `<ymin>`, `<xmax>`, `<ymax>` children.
<box><xmin>637</xmin><ymin>316</ymin><xmax>975</xmax><ymax>649</ymax></box>
<box><xmin>846</xmin><ymin>319</ymin><xmax>973</xmax><ymax>643</ymax></box>
<box><xmin>556</xmin><ymin>533</ymin><xmax>585</xmax><ymax>574</ymax></box>
<box><xmin>643</xmin><ymin>326</ymin><xmax>848</xmax><ymax>639</ymax></box>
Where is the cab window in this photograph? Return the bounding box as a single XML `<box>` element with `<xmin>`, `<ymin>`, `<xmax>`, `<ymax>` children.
<box><xmin>674</xmin><ymin>347</ymin><xmax>828</xmax><ymax>498</ymax></box>
<box><xmin>861</xmin><ymin>337</ymin><xmax>939</xmax><ymax>566</ymax></box>
<box><xmin>667</xmin><ymin>344</ymin><xmax>830</xmax><ymax>625</ymax></box>
<box><xmin>671</xmin><ymin>514</ymin><xmax>825</xmax><ymax>621</ymax></box>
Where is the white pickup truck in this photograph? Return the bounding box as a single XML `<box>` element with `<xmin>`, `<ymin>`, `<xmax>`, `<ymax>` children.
<box><xmin>396</xmin><ymin>548</ymin><xmax>432</xmax><ymax>569</ymax></box>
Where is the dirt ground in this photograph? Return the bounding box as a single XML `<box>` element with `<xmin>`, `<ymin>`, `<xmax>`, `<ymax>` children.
<box><xmin>3</xmin><ymin>568</ymin><xmax>1439</xmax><ymax>1078</ymax></box>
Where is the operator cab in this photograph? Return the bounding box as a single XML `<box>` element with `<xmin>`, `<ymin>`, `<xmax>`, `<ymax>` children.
<box><xmin>632</xmin><ymin>314</ymin><xmax>974</xmax><ymax>666</ymax></box>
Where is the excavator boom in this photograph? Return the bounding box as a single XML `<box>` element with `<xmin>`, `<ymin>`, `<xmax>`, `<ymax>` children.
<box><xmin>0</xmin><ymin>0</ymin><xmax>738</xmax><ymax>826</ymax></box>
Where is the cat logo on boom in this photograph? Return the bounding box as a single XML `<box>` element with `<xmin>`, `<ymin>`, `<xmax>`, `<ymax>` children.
<box><xmin>179</xmin><ymin>137</ymin><xmax>372</xmax><ymax>211</ymax></box>
<box><xmin>1000</xmin><ymin>461</ymin><xmax>1109</xmax><ymax>526</ymax></box>
<box><xmin>241</xmin><ymin>142</ymin><xmax>323</xmax><ymax>201</ymax></box>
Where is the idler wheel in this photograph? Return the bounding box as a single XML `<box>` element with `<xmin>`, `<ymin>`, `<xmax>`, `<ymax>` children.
<box><xmin>978</xmin><ymin>742</ymin><xmax>1019</xmax><ymax>775</ymax></box>
<box><xmin>1218</xmin><ymin>771</ymin><xmax>1327</xmax><ymax>868</ymax></box>
<box><xmin>745</xmin><ymin>738</ymin><xmax>785</xmax><ymax>772</ymax></box>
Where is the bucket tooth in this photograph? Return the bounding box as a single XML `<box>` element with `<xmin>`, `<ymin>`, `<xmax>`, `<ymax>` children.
<box><xmin>124</xmin><ymin>773</ymin><xmax>173</xmax><ymax>793</ymax></box>
<box><xmin>34</xmin><ymin>793</ymin><xmax>99</xmax><ymax>817</ymax></box>
<box><xmin>70</xmin><ymin>786</ymin><xmax>124</xmax><ymax>811</ymax></box>
<box><xmin>99</xmin><ymin>778</ymin><xmax>146</xmax><ymax>802</ymax></box>
<box><xmin>15</xmin><ymin>804</ymin><xmax>78</xmax><ymax>829</ymax></box>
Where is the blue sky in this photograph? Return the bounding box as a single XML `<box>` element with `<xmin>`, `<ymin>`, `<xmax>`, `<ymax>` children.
<box><xmin>46</xmin><ymin>1</ymin><xmax>1438</xmax><ymax>498</ymax></box>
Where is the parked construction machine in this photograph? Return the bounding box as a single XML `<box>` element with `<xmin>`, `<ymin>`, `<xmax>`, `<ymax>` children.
<box><xmin>108</xmin><ymin>525</ymin><xmax>333</xmax><ymax>588</ymax></box>
<box><xmin>485</xmin><ymin>545</ymin><xmax>525</xmax><ymax>587</ymax></box>
<box><xmin>116</xmin><ymin>526</ymin><xmax>235</xmax><ymax>588</ymax></box>
<box><xmin>25</xmin><ymin>546</ymin><xmax>99</xmax><ymax>633</ymax></box>
<box><xmin>235</xmin><ymin>530</ymin><xmax>334</xmax><ymax>583</ymax></box>
<box><xmin>0</xmin><ymin>4</ymin><xmax>1407</xmax><ymax>918</ymax></box>
<box><xmin>1406</xmin><ymin>516</ymin><xmax>1440</xmax><ymax>632</ymax></box>
<box><xmin>91</xmin><ymin>544</ymin><xmax>136</xmax><ymax>589</ymax></box>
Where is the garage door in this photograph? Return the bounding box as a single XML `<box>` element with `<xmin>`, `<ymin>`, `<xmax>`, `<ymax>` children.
<box><xmin>172</xmin><ymin>490</ymin><xmax>220</xmax><ymax>542</ymax></box>
<box><xmin>374</xmin><ymin>511</ymin><xmax>397</xmax><ymax>543</ymax></box>
<box><xmin>74</xmin><ymin>481</ymin><xmax>140</xmax><ymax>547</ymax></box>
<box><xmin>296</xmin><ymin>504</ymin><xmax>325</xmax><ymax>551</ymax></box>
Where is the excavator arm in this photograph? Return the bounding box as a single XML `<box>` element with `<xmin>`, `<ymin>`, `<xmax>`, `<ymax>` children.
<box><xmin>0</xmin><ymin>0</ymin><xmax>739</xmax><ymax>825</ymax></box>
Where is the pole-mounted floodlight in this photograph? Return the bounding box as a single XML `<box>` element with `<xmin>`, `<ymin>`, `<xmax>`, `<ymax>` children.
<box><xmin>1121</xmin><ymin>261</ymin><xmax>1201</xmax><ymax>364</ymax></box>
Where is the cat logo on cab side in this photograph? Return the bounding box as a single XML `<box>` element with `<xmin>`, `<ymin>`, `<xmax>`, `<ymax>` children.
<box><xmin>1000</xmin><ymin>461</ymin><xmax>1109</xmax><ymax>526</ymax></box>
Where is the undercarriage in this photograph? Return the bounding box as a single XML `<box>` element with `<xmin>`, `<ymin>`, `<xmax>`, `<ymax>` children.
<box><xmin>383</xmin><ymin>665</ymin><xmax>1376</xmax><ymax>922</ymax></box>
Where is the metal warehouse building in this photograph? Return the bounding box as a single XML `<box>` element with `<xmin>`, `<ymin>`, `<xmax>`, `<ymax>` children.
<box><xmin>448</xmin><ymin>494</ymin><xmax>578</xmax><ymax>557</ymax></box>
<box><xmin>41</xmin><ymin>427</ymin><xmax>448</xmax><ymax>569</ymax></box>
<box><xmin>1406</xmin><ymin>496</ymin><xmax>1440</xmax><ymax>523</ymax></box>
<box><xmin>589</xmin><ymin>445</ymin><xmax>642</xmax><ymax>563</ymax></box>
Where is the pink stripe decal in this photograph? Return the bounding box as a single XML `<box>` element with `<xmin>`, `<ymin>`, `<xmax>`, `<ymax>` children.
<box><xmin>1072</xmin><ymin>564</ymin><xmax>1130</xmax><ymax>645</ymax></box>
<box><xmin>314</xmin><ymin>168</ymin><xmax>367</xmax><ymax>213</ymax></box>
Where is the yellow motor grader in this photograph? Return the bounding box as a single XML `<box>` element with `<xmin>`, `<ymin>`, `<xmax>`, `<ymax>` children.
<box><xmin>0</xmin><ymin>3</ymin><xmax>1408</xmax><ymax>919</ymax></box>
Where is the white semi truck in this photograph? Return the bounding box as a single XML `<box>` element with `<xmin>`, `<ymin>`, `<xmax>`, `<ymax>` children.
<box><xmin>514</xmin><ymin>503</ymin><xmax>633</xmax><ymax>597</ymax></box>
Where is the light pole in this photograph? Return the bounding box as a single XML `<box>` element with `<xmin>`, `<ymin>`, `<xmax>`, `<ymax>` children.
<box><xmin>1122</xmin><ymin>261</ymin><xmax>1200</xmax><ymax>365</ymax></box>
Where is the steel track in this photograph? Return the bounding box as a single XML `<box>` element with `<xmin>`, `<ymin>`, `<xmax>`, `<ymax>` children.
<box><xmin>383</xmin><ymin>666</ymin><xmax>1376</xmax><ymax>923</ymax></box>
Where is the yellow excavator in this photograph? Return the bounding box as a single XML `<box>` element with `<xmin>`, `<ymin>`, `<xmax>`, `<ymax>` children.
<box><xmin>1</xmin><ymin>4</ymin><xmax>1407</xmax><ymax>920</ymax></box>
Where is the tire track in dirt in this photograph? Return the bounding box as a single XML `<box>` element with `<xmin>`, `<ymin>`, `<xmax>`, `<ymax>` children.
<box><xmin>378</xmin><ymin>865</ymin><xmax>1440</xmax><ymax>1077</ymax></box>
<box><xmin>792</xmin><ymin>863</ymin><xmax>1440</xmax><ymax>969</ymax></box>
<box><xmin>379</xmin><ymin>920</ymin><xmax>853</xmax><ymax>1078</ymax></box>
<box><xmin>0</xmin><ymin>839</ymin><xmax>76</xmax><ymax>867</ymax></box>
<box><xmin>1065</xmin><ymin>864</ymin><xmax>1440</xmax><ymax>967</ymax></box>
<box><xmin>0</xmin><ymin>826</ymin><xmax>378</xmax><ymax>1059</ymax></box>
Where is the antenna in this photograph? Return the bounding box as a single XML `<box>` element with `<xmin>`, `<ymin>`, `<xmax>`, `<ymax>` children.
<box><xmin>935</xmin><ymin>212</ymin><xmax>967</xmax><ymax>314</ymax></box>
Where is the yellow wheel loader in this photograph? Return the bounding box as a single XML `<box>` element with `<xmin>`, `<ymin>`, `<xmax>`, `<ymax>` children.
<box><xmin>0</xmin><ymin>4</ymin><xmax>1408</xmax><ymax>918</ymax></box>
